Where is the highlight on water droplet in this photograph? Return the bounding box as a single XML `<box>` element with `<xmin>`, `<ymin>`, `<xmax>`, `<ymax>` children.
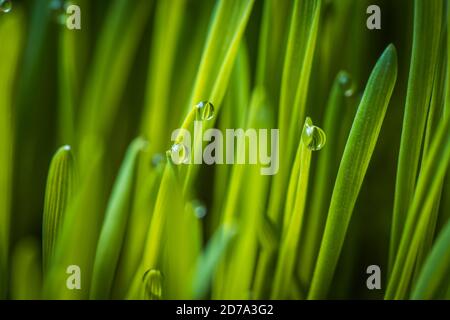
<box><xmin>191</xmin><ymin>200</ymin><xmax>207</xmax><ymax>219</ymax></box>
<box><xmin>0</xmin><ymin>0</ymin><xmax>12</xmax><ymax>13</ymax></box>
<box><xmin>167</xmin><ymin>142</ymin><xmax>190</xmax><ymax>164</ymax></box>
<box><xmin>195</xmin><ymin>101</ymin><xmax>215</xmax><ymax>121</ymax></box>
<box><xmin>49</xmin><ymin>0</ymin><xmax>68</xmax><ymax>25</ymax></box>
<box><xmin>338</xmin><ymin>71</ymin><xmax>355</xmax><ymax>97</ymax></box>
<box><xmin>142</xmin><ymin>269</ymin><xmax>162</xmax><ymax>300</ymax></box>
<box><xmin>302</xmin><ymin>117</ymin><xmax>326</xmax><ymax>151</ymax></box>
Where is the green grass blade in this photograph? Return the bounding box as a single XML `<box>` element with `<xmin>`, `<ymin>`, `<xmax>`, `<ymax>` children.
<box><xmin>254</xmin><ymin>0</ymin><xmax>321</xmax><ymax>298</ymax></box>
<box><xmin>386</xmin><ymin>109</ymin><xmax>450</xmax><ymax>299</ymax></box>
<box><xmin>299</xmin><ymin>71</ymin><xmax>355</xmax><ymax>285</ymax></box>
<box><xmin>308</xmin><ymin>44</ymin><xmax>398</xmax><ymax>299</ymax></box>
<box><xmin>90</xmin><ymin>138</ymin><xmax>147</xmax><ymax>299</ymax></box>
<box><xmin>412</xmin><ymin>219</ymin><xmax>450</xmax><ymax>299</ymax></box>
<box><xmin>188</xmin><ymin>0</ymin><xmax>254</xmax><ymax>110</ymax></box>
<box><xmin>267</xmin><ymin>0</ymin><xmax>321</xmax><ymax>225</ymax></box>
<box><xmin>141</xmin><ymin>0</ymin><xmax>187</xmax><ymax>149</ymax></box>
<box><xmin>10</xmin><ymin>238</ymin><xmax>42</xmax><ymax>300</ymax></box>
<box><xmin>413</xmin><ymin>30</ymin><xmax>448</xmax><ymax>279</ymax></box>
<box><xmin>112</xmin><ymin>161</ymin><xmax>164</xmax><ymax>298</ymax></box>
<box><xmin>125</xmin><ymin>160</ymin><xmax>183</xmax><ymax>299</ymax></box>
<box><xmin>44</xmin><ymin>149</ymin><xmax>104</xmax><ymax>299</ymax></box>
<box><xmin>271</xmin><ymin>118</ymin><xmax>318</xmax><ymax>299</ymax></box>
<box><xmin>255</xmin><ymin>0</ymin><xmax>291</xmax><ymax>106</ymax></box>
<box><xmin>192</xmin><ymin>225</ymin><xmax>237</xmax><ymax>299</ymax></box>
<box><xmin>389</xmin><ymin>0</ymin><xmax>443</xmax><ymax>271</ymax></box>
<box><xmin>42</xmin><ymin>145</ymin><xmax>76</xmax><ymax>274</ymax></box>
<box><xmin>179</xmin><ymin>0</ymin><xmax>255</xmax><ymax>192</ymax></box>
<box><xmin>0</xmin><ymin>10</ymin><xmax>23</xmax><ymax>299</ymax></box>
<box><xmin>57</xmin><ymin>0</ymin><xmax>89</xmax><ymax>145</ymax></box>
<box><xmin>78</xmin><ymin>0</ymin><xmax>152</xmax><ymax>165</ymax></box>
<box><xmin>214</xmin><ymin>88</ymin><xmax>272</xmax><ymax>299</ymax></box>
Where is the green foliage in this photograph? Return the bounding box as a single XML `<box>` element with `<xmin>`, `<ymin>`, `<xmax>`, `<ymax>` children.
<box><xmin>2</xmin><ymin>0</ymin><xmax>450</xmax><ymax>300</ymax></box>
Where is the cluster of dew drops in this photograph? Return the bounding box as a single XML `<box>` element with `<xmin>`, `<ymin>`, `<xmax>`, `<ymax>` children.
<box><xmin>168</xmin><ymin>101</ymin><xmax>215</xmax><ymax>164</ymax></box>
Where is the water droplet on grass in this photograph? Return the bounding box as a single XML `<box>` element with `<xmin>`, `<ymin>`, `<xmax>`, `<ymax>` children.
<box><xmin>195</xmin><ymin>101</ymin><xmax>215</xmax><ymax>121</ymax></box>
<box><xmin>151</xmin><ymin>153</ymin><xmax>164</xmax><ymax>167</ymax></box>
<box><xmin>338</xmin><ymin>72</ymin><xmax>355</xmax><ymax>97</ymax></box>
<box><xmin>302</xmin><ymin>117</ymin><xmax>326</xmax><ymax>151</ymax></box>
<box><xmin>49</xmin><ymin>0</ymin><xmax>68</xmax><ymax>25</ymax></box>
<box><xmin>167</xmin><ymin>143</ymin><xmax>190</xmax><ymax>164</ymax></box>
<box><xmin>143</xmin><ymin>269</ymin><xmax>162</xmax><ymax>300</ymax></box>
<box><xmin>0</xmin><ymin>0</ymin><xmax>12</xmax><ymax>13</ymax></box>
<box><xmin>192</xmin><ymin>200</ymin><xmax>207</xmax><ymax>219</ymax></box>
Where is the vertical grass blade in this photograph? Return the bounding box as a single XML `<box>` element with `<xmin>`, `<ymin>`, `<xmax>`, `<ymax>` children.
<box><xmin>141</xmin><ymin>0</ymin><xmax>187</xmax><ymax>149</ymax></box>
<box><xmin>386</xmin><ymin>109</ymin><xmax>450</xmax><ymax>299</ymax></box>
<box><xmin>42</xmin><ymin>145</ymin><xmax>76</xmax><ymax>274</ymax></box>
<box><xmin>90</xmin><ymin>138</ymin><xmax>147</xmax><ymax>299</ymax></box>
<box><xmin>413</xmin><ymin>30</ymin><xmax>448</xmax><ymax>278</ymax></box>
<box><xmin>44</xmin><ymin>150</ymin><xmax>104</xmax><ymax>299</ymax></box>
<box><xmin>112</xmin><ymin>161</ymin><xmax>164</xmax><ymax>298</ymax></box>
<box><xmin>411</xmin><ymin>220</ymin><xmax>450</xmax><ymax>299</ymax></box>
<box><xmin>78</xmin><ymin>0</ymin><xmax>152</xmax><ymax>167</ymax></box>
<box><xmin>389</xmin><ymin>0</ymin><xmax>443</xmax><ymax>270</ymax></box>
<box><xmin>255</xmin><ymin>0</ymin><xmax>321</xmax><ymax>298</ymax></box>
<box><xmin>192</xmin><ymin>226</ymin><xmax>237</xmax><ymax>299</ymax></box>
<box><xmin>271</xmin><ymin>118</ymin><xmax>316</xmax><ymax>299</ymax></box>
<box><xmin>299</xmin><ymin>71</ymin><xmax>355</xmax><ymax>285</ymax></box>
<box><xmin>268</xmin><ymin>0</ymin><xmax>321</xmax><ymax>225</ymax></box>
<box><xmin>0</xmin><ymin>10</ymin><xmax>23</xmax><ymax>298</ymax></box>
<box><xmin>11</xmin><ymin>238</ymin><xmax>42</xmax><ymax>300</ymax></box>
<box><xmin>309</xmin><ymin>44</ymin><xmax>398</xmax><ymax>299</ymax></box>
<box><xmin>126</xmin><ymin>160</ymin><xmax>183</xmax><ymax>299</ymax></box>
<box><xmin>180</xmin><ymin>0</ymin><xmax>255</xmax><ymax>192</ymax></box>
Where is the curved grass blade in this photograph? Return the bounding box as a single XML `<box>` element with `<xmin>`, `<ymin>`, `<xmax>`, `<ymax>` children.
<box><xmin>389</xmin><ymin>0</ymin><xmax>443</xmax><ymax>271</ymax></box>
<box><xmin>308</xmin><ymin>44</ymin><xmax>398</xmax><ymax>299</ymax></box>
<box><xmin>42</xmin><ymin>145</ymin><xmax>76</xmax><ymax>274</ymax></box>
<box><xmin>90</xmin><ymin>138</ymin><xmax>147</xmax><ymax>299</ymax></box>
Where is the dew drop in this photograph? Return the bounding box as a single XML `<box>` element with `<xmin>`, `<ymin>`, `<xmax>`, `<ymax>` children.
<box><xmin>195</xmin><ymin>101</ymin><xmax>215</xmax><ymax>121</ymax></box>
<box><xmin>151</xmin><ymin>153</ymin><xmax>164</xmax><ymax>167</ymax></box>
<box><xmin>302</xmin><ymin>117</ymin><xmax>326</xmax><ymax>151</ymax></box>
<box><xmin>192</xmin><ymin>200</ymin><xmax>207</xmax><ymax>219</ymax></box>
<box><xmin>167</xmin><ymin>143</ymin><xmax>190</xmax><ymax>164</ymax></box>
<box><xmin>338</xmin><ymin>72</ymin><xmax>355</xmax><ymax>97</ymax></box>
<box><xmin>0</xmin><ymin>0</ymin><xmax>12</xmax><ymax>13</ymax></box>
<box><xmin>143</xmin><ymin>269</ymin><xmax>162</xmax><ymax>300</ymax></box>
<box><xmin>49</xmin><ymin>0</ymin><xmax>68</xmax><ymax>25</ymax></box>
